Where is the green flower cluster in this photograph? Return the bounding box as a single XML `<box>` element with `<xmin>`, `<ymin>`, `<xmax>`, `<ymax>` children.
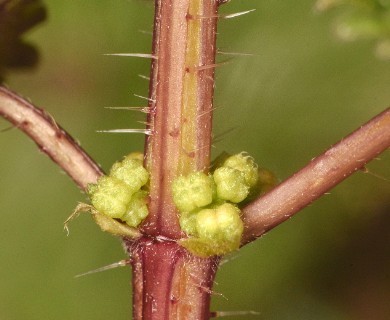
<box><xmin>88</xmin><ymin>152</ymin><xmax>149</xmax><ymax>228</ymax></box>
<box><xmin>172</xmin><ymin>152</ymin><xmax>272</xmax><ymax>257</ymax></box>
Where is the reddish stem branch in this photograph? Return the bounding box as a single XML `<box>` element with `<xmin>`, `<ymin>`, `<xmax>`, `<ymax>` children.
<box><xmin>0</xmin><ymin>86</ymin><xmax>103</xmax><ymax>190</ymax></box>
<box><xmin>1</xmin><ymin>86</ymin><xmax>388</xmax><ymax>250</ymax></box>
<box><xmin>241</xmin><ymin>107</ymin><xmax>390</xmax><ymax>245</ymax></box>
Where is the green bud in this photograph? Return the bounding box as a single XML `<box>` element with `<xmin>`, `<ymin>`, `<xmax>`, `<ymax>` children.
<box><xmin>121</xmin><ymin>190</ymin><xmax>149</xmax><ymax>227</ymax></box>
<box><xmin>126</xmin><ymin>152</ymin><xmax>144</xmax><ymax>162</ymax></box>
<box><xmin>213</xmin><ymin>167</ymin><xmax>249</xmax><ymax>203</ymax></box>
<box><xmin>180</xmin><ymin>203</ymin><xmax>243</xmax><ymax>257</ymax></box>
<box><xmin>172</xmin><ymin>153</ymin><xmax>262</xmax><ymax>256</ymax></box>
<box><xmin>110</xmin><ymin>155</ymin><xmax>149</xmax><ymax>193</ymax></box>
<box><xmin>172</xmin><ymin>172</ymin><xmax>215</xmax><ymax>212</ymax></box>
<box><xmin>72</xmin><ymin>152</ymin><xmax>150</xmax><ymax>236</ymax></box>
<box><xmin>196</xmin><ymin>203</ymin><xmax>243</xmax><ymax>243</ymax></box>
<box><xmin>179</xmin><ymin>211</ymin><xmax>199</xmax><ymax>236</ymax></box>
<box><xmin>89</xmin><ymin>176</ymin><xmax>133</xmax><ymax>219</ymax></box>
<box><xmin>222</xmin><ymin>152</ymin><xmax>259</xmax><ymax>187</ymax></box>
<box><xmin>87</xmin><ymin>183</ymin><xmax>98</xmax><ymax>196</ymax></box>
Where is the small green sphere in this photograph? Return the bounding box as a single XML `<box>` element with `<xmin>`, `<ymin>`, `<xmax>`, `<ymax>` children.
<box><xmin>89</xmin><ymin>176</ymin><xmax>133</xmax><ymax>219</ymax></box>
<box><xmin>180</xmin><ymin>203</ymin><xmax>243</xmax><ymax>257</ymax></box>
<box><xmin>122</xmin><ymin>190</ymin><xmax>149</xmax><ymax>227</ymax></box>
<box><xmin>196</xmin><ymin>203</ymin><xmax>243</xmax><ymax>242</ymax></box>
<box><xmin>213</xmin><ymin>167</ymin><xmax>249</xmax><ymax>203</ymax></box>
<box><xmin>172</xmin><ymin>172</ymin><xmax>215</xmax><ymax>212</ymax></box>
<box><xmin>223</xmin><ymin>152</ymin><xmax>259</xmax><ymax>187</ymax></box>
<box><xmin>110</xmin><ymin>157</ymin><xmax>149</xmax><ymax>193</ymax></box>
<box><xmin>179</xmin><ymin>211</ymin><xmax>199</xmax><ymax>236</ymax></box>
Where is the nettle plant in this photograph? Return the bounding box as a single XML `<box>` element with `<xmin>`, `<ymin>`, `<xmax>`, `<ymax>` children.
<box><xmin>0</xmin><ymin>0</ymin><xmax>389</xmax><ymax>319</ymax></box>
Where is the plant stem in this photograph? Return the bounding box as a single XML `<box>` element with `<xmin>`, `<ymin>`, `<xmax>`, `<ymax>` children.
<box><xmin>0</xmin><ymin>86</ymin><xmax>103</xmax><ymax>189</ymax></box>
<box><xmin>1</xmin><ymin>89</ymin><xmax>388</xmax><ymax>250</ymax></box>
<box><xmin>126</xmin><ymin>0</ymin><xmax>220</xmax><ymax>319</ymax></box>
<box><xmin>1</xmin><ymin>3</ymin><xmax>389</xmax><ymax>316</ymax></box>
<box><xmin>241</xmin><ymin>107</ymin><xmax>390</xmax><ymax>244</ymax></box>
<box><xmin>143</xmin><ymin>0</ymin><xmax>218</xmax><ymax>239</ymax></box>
<box><xmin>125</xmin><ymin>238</ymin><xmax>219</xmax><ymax>320</ymax></box>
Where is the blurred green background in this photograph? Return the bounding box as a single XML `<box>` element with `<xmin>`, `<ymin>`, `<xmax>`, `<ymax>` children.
<box><xmin>0</xmin><ymin>1</ymin><xmax>389</xmax><ymax>319</ymax></box>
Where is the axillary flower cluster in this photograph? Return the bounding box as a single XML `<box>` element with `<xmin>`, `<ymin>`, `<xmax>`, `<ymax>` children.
<box><xmin>68</xmin><ymin>152</ymin><xmax>276</xmax><ymax>258</ymax></box>
<box><xmin>87</xmin><ymin>152</ymin><xmax>149</xmax><ymax>228</ymax></box>
<box><xmin>65</xmin><ymin>152</ymin><xmax>149</xmax><ymax>239</ymax></box>
<box><xmin>172</xmin><ymin>152</ymin><xmax>274</xmax><ymax>257</ymax></box>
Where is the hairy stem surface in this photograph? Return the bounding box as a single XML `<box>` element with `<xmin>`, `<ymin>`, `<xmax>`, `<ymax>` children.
<box><xmin>127</xmin><ymin>0</ymin><xmax>220</xmax><ymax>319</ymax></box>
<box><xmin>0</xmin><ymin>86</ymin><xmax>103</xmax><ymax>189</ymax></box>
<box><xmin>241</xmin><ymin>107</ymin><xmax>390</xmax><ymax>244</ymax></box>
<box><xmin>125</xmin><ymin>238</ymin><xmax>219</xmax><ymax>320</ymax></box>
<box><xmin>143</xmin><ymin>0</ymin><xmax>218</xmax><ymax>239</ymax></box>
<box><xmin>1</xmin><ymin>4</ymin><xmax>389</xmax><ymax>317</ymax></box>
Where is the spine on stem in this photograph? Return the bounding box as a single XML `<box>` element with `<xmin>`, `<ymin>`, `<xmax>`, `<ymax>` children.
<box><xmin>143</xmin><ymin>0</ymin><xmax>218</xmax><ymax>238</ymax></box>
<box><xmin>128</xmin><ymin>0</ymin><xmax>222</xmax><ymax>319</ymax></box>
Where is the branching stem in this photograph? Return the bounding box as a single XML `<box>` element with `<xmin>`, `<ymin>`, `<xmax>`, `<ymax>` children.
<box><xmin>1</xmin><ymin>91</ymin><xmax>388</xmax><ymax>249</ymax></box>
<box><xmin>241</xmin><ymin>107</ymin><xmax>390</xmax><ymax>244</ymax></box>
<box><xmin>0</xmin><ymin>1</ymin><xmax>389</xmax><ymax>317</ymax></box>
<box><xmin>0</xmin><ymin>86</ymin><xmax>103</xmax><ymax>189</ymax></box>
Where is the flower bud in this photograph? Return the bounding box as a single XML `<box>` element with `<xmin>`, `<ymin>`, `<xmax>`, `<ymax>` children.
<box><xmin>196</xmin><ymin>203</ymin><xmax>243</xmax><ymax>243</ymax></box>
<box><xmin>172</xmin><ymin>172</ymin><xmax>215</xmax><ymax>212</ymax></box>
<box><xmin>89</xmin><ymin>176</ymin><xmax>133</xmax><ymax>219</ymax></box>
<box><xmin>110</xmin><ymin>155</ymin><xmax>149</xmax><ymax>193</ymax></box>
<box><xmin>121</xmin><ymin>190</ymin><xmax>149</xmax><ymax>227</ymax></box>
<box><xmin>179</xmin><ymin>211</ymin><xmax>198</xmax><ymax>236</ymax></box>
<box><xmin>222</xmin><ymin>152</ymin><xmax>259</xmax><ymax>187</ymax></box>
<box><xmin>213</xmin><ymin>167</ymin><xmax>249</xmax><ymax>203</ymax></box>
<box><xmin>180</xmin><ymin>203</ymin><xmax>243</xmax><ymax>257</ymax></box>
